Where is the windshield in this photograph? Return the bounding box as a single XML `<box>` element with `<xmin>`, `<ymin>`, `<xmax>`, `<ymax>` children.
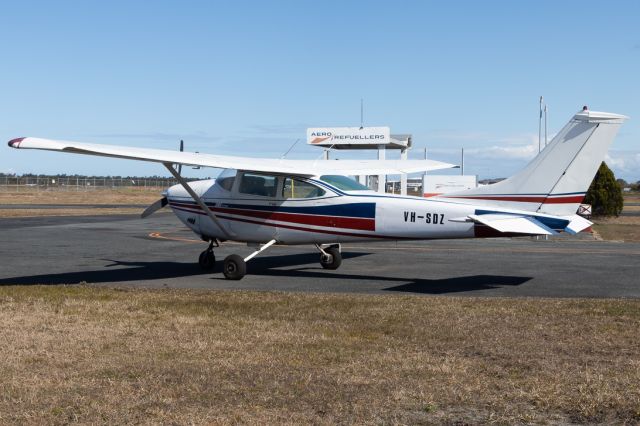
<box><xmin>320</xmin><ymin>175</ymin><xmax>369</xmax><ymax>191</ymax></box>
<box><xmin>215</xmin><ymin>169</ymin><xmax>237</xmax><ymax>191</ymax></box>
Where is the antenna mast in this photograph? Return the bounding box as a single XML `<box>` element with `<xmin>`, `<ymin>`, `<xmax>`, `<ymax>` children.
<box><xmin>538</xmin><ymin>96</ymin><xmax>543</xmax><ymax>153</ymax></box>
<box><xmin>544</xmin><ymin>104</ymin><xmax>548</xmax><ymax>147</ymax></box>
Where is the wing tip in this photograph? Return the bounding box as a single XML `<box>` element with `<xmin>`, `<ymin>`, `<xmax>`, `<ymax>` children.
<box><xmin>8</xmin><ymin>137</ymin><xmax>26</xmax><ymax>148</ymax></box>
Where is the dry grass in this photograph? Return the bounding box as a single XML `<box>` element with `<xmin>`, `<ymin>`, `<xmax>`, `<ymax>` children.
<box><xmin>0</xmin><ymin>286</ymin><xmax>639</xmax><ymax>425</ymax></box>
<box><xmin>590</xmin><ymin>195</ymin><xmax>640</xmax><ymax>242</ymax></box>
<box><xmin>0</xmin><ymin>188</ymin><xmax>162</xmax><ymax>205</ymax></box>
<box><xmin>592</xmin><ymin>215</ymin><xmax>640</xmax><ymax>242</ymax></box>
<box><xmin>0</xmin><ymin>208</ymin><xmax>153</xmax><ymax>218</ymax></box>
<box><xmin>592</xmin><ymin>223</ymin><xmax>640</xmax><ymax>242</ymax></box>
<box><xmin>0</xmin><ymin>188</ymin><xmax>164</xmax><ymax>218</ymax></box>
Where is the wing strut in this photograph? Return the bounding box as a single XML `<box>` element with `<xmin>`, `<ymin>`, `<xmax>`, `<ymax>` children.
<box><xmin>163</xmin><ymin>163</ymin><xmax>235</xmax><ymax>239</ymax></box>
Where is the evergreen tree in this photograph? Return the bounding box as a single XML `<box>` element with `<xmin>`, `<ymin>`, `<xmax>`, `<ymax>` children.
<box><xmin>584</xmin><ymin>162</ymin><xmax>624</xmax><ymax>216</ymax></box>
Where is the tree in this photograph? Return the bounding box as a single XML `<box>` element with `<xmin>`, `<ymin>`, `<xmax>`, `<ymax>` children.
<box><xmin>584</xmin><ymin>162</ymin><xmax>624</xmax><ymax>216</ymax></box>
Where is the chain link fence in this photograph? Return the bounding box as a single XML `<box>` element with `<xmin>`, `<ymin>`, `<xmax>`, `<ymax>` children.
<box><xmin>0</xmin><ymin>176</ymin><xmax>183</xmax><ymax>192</ymax></box>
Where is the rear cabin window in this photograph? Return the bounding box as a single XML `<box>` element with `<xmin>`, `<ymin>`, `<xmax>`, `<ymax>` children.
<box><xmin>282</xmin><ymin>178</ymin><xmax>326</xmax><ymax>199</ymax></box>
<box><xmin>319</xmin><ymin>175</ymin><xmax>369</xmax><ymax>191</ymax></box>
<box><xmin>238</xmin><ymin>173</ymin><xmax>278</xmax><ymax>197</ymax></box>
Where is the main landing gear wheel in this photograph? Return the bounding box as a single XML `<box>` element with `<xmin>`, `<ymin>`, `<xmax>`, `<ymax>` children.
<box><xmin>320</xmin><ymin>246</ymin><xmax>342</xmax><ymax>270</ymax></box>
<box><xmin>198</xmin><ymin>249</ymin><xmax>216</xmax><ymax>270</ymax></box>
<box><xmin>223</xmin><ymin>254</ymin><xmax>246</xmax><ymax>280</ymax></box>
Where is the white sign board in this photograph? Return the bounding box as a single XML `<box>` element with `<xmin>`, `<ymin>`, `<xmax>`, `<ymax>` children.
<box><xmin>423</xmin><ymin>175</ymin><xmax>478</xmax><ymax>197</ymax></box>
<box><xmin>307</xmin><ymin>127</ymin><xmax>390</xmax><ymax>146</ymax></box>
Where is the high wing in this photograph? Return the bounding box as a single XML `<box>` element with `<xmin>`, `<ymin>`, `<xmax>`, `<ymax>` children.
<box><xmin>8</xmin><ymin>137</ymin><xmax>457</xmax><ymax>176</ymax></box>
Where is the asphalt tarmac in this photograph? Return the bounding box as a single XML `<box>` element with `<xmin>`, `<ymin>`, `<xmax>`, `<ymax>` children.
<box><xmin>1</xmin><ymin>213</ymin><xmax>639</xmax><ymax>298</ymax></box>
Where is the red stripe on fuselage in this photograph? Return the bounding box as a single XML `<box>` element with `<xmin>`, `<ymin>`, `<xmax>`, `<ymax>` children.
<box><xmin>170</xmin><ymin>205</ymin><xmax>400</xmax><ymax>240</ymax></box>
<box><xmin>214</xmin><ymin>214</ymin><xmax>401</xmax><ymax>240</ymax></box>
<box><xmin>169</xmin><ymin>201</ymin><xmax>376</xmax><ymax>231</ymax></box>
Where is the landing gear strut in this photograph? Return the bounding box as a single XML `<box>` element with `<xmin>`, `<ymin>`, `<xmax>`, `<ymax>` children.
<box><xmin>198</xmin><ymin>240</ymin><xmax>218</xmax><ymax>270</ymax></box>
<box><xmin>316</xmin><ymin>244</ymin><xmax>342</xmax><ymax>270</ymax></box>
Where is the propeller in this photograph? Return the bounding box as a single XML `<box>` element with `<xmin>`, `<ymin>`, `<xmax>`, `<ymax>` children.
<box><xmin>142</xmin><ymin>138</ymin><xmax>183</xmax><ymax>219</ymax></box>
<box><xmin>141</xmin><ymin>196</ymin><xmax>168</xmax><ymax>218</ymax></box>
<box><xmin>177</xmin><ymin>139</ymin><xmax>184</xmax><ymax>175</ymax></box>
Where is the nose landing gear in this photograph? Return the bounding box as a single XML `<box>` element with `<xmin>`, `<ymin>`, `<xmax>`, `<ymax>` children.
<box><xmin>198</xmin><ymin>240</ymin><xmax>218</xmax><ymax>270</ymax></box>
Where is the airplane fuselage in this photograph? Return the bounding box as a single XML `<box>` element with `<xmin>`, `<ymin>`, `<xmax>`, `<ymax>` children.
<box><xmin>166</xmin><ymin>174</ymin><xmax>487</xmax><ymax>245</ymax></box>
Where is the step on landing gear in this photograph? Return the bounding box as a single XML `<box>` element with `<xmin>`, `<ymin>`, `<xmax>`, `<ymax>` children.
<box><xmin>316</xmin><ymin>244</ymin><xmax>342</xmax><ymax>270</ymax></box>
<box><xmin>198</xmin><ymin>240</ymin><xmax>218</xmax><ymax>270</ymax></box>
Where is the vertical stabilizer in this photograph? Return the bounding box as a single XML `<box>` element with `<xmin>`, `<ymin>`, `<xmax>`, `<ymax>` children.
<box><xmin>439</xmin><ymin>108</ymin><xmax>628</xmax><ymax>215</ymax></box>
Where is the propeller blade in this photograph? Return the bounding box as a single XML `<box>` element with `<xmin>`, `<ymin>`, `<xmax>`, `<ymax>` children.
<box><xmin>177</xmin><ymin>139</ymin><xmax>184</xmax><ymax>175</ymax></box>
<box><xmin>141</xmin><ymin>196</ymin><xmax>168</xmax><ymax>218</ymax></box>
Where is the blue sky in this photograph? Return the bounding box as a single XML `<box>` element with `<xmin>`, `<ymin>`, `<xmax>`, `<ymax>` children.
<box><xmin>1</xmin><ymin>1</ymin><xmax>639</xmax><ymax>180</ymax></box>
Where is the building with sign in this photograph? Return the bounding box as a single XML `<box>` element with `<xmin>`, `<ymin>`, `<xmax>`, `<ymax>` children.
<box><xmin>307</xmin><ymin>127</ymin><xmax>412</xmax><ymax>195</ymax></box>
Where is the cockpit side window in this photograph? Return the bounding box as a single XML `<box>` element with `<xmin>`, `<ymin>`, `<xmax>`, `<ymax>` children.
<box><xmin>238</xmin><ymin>173</ymin><xmax>278</xmax><ymax>197</ymax></box>
<box><xmin>282</xmin><ymin>178</ymin><xmax>326</xmax><ymax>199</ymax></box>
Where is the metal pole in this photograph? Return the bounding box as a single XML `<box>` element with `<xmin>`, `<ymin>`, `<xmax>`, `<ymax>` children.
<box><xmin>423</xmin><ymin>148</ymin><xmax>428</xmax><ymax>197</ymax></box>
<box><xmin>538</xmin><ymin>96</ymin><xmax>543</xmax><ymax>154</ymax></box>
<box><xmin>544</xmin><ymin>104</ymin><xmax>548</xmax><ymax>147</ymax></box>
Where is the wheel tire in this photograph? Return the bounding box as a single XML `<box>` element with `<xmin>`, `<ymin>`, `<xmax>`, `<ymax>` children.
<box><xmin>198</xmin><ymin>250</ymin><xmax>216</xmax><ymax>270</ymax></box>
<box><xmin>320</xmin><ymin>246</ymin><xmax>342</xmax><ymax>270</ymax></box>
<box><xmin>223</xmin><ymin>254</ymin><xmax>247</xmax><ymax>280</ymax></box>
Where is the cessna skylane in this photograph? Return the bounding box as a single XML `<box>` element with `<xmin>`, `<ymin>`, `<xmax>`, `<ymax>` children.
<box><xmin>8</xmin><ymin>108</ymin><xmax>627</xmax><ymax>280</ymax></box>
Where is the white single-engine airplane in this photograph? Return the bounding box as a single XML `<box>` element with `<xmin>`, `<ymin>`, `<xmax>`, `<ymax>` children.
<box><xmin>8</xmin><ymin>107</ymin><xmax>627</xmax><ymax>280</ymax></box>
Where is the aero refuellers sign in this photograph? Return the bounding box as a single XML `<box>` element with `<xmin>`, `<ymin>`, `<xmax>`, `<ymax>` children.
<box><xmin>307</xmin><ymin>127</ymin><xmax>391</xmax><ymax>146</ymax></box>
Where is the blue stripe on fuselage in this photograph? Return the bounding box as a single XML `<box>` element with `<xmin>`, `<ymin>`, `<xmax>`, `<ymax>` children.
<box><xmin>221</xmin><ymin>202</ymin><xmax>376</xmax><ymax>218</ymax></box>
<box><xmin>171</xmin><ymin>198</ymin><xmax>376</xmax><ymax>219</ymax></box>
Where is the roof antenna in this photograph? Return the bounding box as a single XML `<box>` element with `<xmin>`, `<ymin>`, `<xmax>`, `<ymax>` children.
<box><xmin>280</xmin><ymin>138</ymin><xmax>300</xmax><ymax>160</ymax></box>
<box><xmin>360</xmin><ymin>98</ymin><xmax>364</xmax><ymax>129</ymax></box>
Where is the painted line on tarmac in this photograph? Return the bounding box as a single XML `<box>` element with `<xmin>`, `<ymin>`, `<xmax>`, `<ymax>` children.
<box><xmin>148</xmin><ymin>232</ymin><xmax>202</xmax><ymax>244</ymax></box>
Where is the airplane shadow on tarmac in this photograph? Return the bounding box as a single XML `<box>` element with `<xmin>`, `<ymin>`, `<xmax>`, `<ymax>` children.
<box><xmin>227</xmin><ymin>253</ymin><xmax>533</xmax><ymax>295</ymax></box>
<box><xmin>0</xmin><ymin>259</ymin><xmax>212</xmax><ymax>286</ymax></box>
<box><xmin>0</xmin><ymin>251</ymin><xmax>532</xmax><ymax>295</ymax></box>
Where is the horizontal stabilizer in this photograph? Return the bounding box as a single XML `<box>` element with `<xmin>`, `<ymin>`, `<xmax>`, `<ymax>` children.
<box><xmin>468</xmin><ymin>214</ymin><xmax>558</xmax><ymax>236</ymax></box>
<box><xmin>564</xmin><ymin>214</ymin><xmax>592</xmax><ymax>235</ymax></box>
